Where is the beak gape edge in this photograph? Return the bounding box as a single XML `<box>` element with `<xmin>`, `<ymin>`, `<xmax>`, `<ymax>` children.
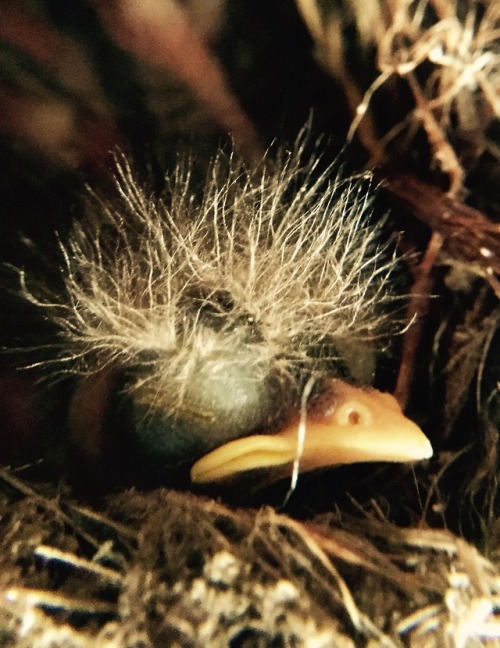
<box><xmin>191</xmin><ymin>379</ymin><xmax>433</xmax><ymax>483</ymax></box>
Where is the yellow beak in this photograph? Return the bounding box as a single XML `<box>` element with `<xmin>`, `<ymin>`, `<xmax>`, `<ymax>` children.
<box><xmin>190</xmin><ymin>379</ymin><xmax>432</xmax><ymax>483</ymax></box>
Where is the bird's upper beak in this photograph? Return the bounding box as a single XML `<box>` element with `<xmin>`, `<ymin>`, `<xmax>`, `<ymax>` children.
<box><xmin>190</xmin><ymin>379</ymin><xmax>432</xmax><ymax>483</ymax></box>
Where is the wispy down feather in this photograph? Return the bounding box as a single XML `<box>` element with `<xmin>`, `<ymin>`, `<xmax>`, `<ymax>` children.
<box><xmin>17</xmin><ymin>139</ymin><xmax>405</xmax><ymax>467</ymax></box>
<box><xmin>21</xmin><ymin>141</ymin><xmax>400</xmax><ymax>404</ymax></box>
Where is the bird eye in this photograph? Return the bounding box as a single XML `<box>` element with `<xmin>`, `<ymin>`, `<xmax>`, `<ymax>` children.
<box><xmin>305</xmin><ymin>337</ymin><xmax>376</xmax><ymax>385</ymax></box>
<box><xmin>186</xmin><ymin>288</ymin><xmax>235</xmax><ymax>314</ymax></box>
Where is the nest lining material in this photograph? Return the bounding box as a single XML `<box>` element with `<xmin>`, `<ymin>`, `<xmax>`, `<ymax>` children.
<box><xmin>0</xmin><ymin>471</ymin><xmax>500</xmax><ymax>648</ymax></box>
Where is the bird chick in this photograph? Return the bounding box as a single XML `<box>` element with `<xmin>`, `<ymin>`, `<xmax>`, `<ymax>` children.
<box><xmin>17</xmin><ymin>139</ymin><xmax>432</xmax><ymax>488</ymax></box>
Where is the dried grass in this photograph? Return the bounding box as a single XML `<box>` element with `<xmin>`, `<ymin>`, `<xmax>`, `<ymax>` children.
<box><xmin>1</xmin><ymin>480</ymin><xmax>500</xmax><ymax>646</ymax></box>
<box><xmin>296</xmin><ymin>0</ymin><xmax>500</xmax><ymax>194</ymax></box>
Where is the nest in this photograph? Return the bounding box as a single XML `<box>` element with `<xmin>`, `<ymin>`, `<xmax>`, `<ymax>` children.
<box><xmin>0</xmin><ymin>0</ymin><xmax>499</xmax><ymax>646</ymax></box>
<box><xmin>1</xmin><ymin>471</ymin><xmax>500</xmax><ymax>647</ymax></box>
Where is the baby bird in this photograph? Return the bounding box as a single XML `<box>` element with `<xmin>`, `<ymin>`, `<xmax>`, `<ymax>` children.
<box><xmin>16</xmin><ymin>139</ymin><xmax>432</xmax><ymax>489</ymax></box>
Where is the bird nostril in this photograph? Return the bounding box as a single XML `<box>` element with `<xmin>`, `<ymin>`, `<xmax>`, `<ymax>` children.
<box><xmin>347</xmin><ymin>409</ymin><xmax>361</xmax><ymax>425</ymax></box>
<box><xmin>336</xmin><ymin>401</ymin><xmax>373</xmax><ymax>427</ymax></box>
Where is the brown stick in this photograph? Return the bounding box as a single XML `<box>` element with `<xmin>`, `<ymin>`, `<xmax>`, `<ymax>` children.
<box><xmin>394</xmin><ymin>232</ymin><xmax>443</xmax><ymax>408</ymax></box>
<box><xmin>382</xmin><ymin>172</ymin><xmax>500</xmax><ymax>297</ymax></box>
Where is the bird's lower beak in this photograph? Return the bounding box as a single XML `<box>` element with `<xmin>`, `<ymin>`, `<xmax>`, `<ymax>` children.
<box><xmin>190</xmin><ymin>379</ymin><xmax>433</xmax><ymax>483</ymax></box>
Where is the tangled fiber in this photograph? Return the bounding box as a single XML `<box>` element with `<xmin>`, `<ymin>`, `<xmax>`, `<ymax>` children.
<box><xmin>1</xmin><ymin>473</ymin><xmax>500</xmax><ymax>647</ymax></box>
